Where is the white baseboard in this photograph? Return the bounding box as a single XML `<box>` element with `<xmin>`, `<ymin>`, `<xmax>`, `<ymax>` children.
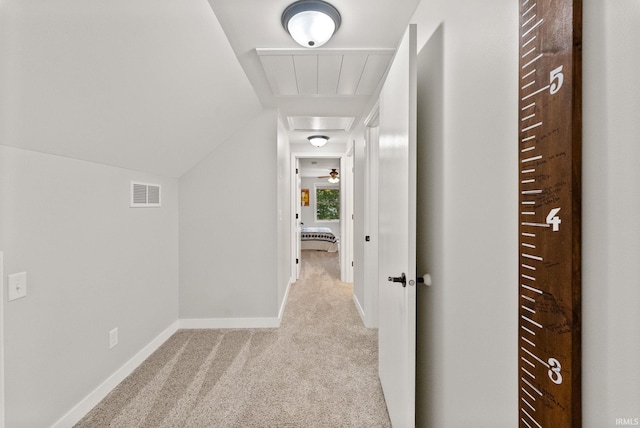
<box><xmin>181</xmin><ymin>280</ymin><xmax>293</xmax><ymax>330</ymax></box>
<box><xmin>51</xmin><ymin>321</ymin><xmax>179</xmax><ymax>428</ymax></box>
<box><xmin>278</xmin><ymin>279</ymin><xmax>294</xmax><ymax>320</ymax></box>
<box><xmin>49</xmin><ymin>300</ymin><xmax>292</xmax><ymax>427</ymax></box>
<box><xmin>353</xmin><ymin>293</ymin><xmax>366</xmax><ymax>325</ymax></box>
<box><xmin>180</xmin><ymin>317</ymin><xmax>281</xmax><ymax>329</ymax></box>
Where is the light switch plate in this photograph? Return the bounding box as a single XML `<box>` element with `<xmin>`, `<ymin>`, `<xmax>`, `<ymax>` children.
<box><xmin>8</xmin><ymin>272</ymin><xmax>27</xmax><ymax>301</ymax></box>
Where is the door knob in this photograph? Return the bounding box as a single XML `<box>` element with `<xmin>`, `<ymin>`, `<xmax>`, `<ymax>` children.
<box><xmin>387</xmin><ymin>273</ymin><xmax>407</xmax><ymax>287</ymax></box>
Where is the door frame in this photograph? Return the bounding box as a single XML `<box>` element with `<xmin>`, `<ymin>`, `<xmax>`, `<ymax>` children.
<box><xmin>290</xmin><ymin>151</ymin><xmax>353</xmax><ymax>283</ymax></box>
<box><xmin>363</xmin><ymin>103</ymin><xmax>381</xmax><ymax>328</ymax></box>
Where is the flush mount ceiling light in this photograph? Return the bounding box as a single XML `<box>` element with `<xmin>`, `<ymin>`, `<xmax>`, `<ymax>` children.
<box><xmin>282</xmin><ymin>0</ymin><xmax>341</xmax><ymax>48</ymax></box>
<box><xmin>308</xmin><ymin>135</ymin><xmax>329</xmax><ymax>147</ymax></box>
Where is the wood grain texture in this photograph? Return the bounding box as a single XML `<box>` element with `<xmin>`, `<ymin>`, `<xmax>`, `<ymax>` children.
<box><xmin>518</xmin><ymin>0</ymin><xmax>582</xmax><ymax>426</ymax></box>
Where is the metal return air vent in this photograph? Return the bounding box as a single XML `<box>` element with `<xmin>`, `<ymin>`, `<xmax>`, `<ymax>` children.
<box><xmin>130</xmin><ymin>182</ymin><xmax>161</xmax><ymax>207</ymax></box>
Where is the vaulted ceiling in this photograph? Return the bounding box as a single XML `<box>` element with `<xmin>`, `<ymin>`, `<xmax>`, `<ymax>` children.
<box><xmin>0</xmin><ymin>0</ymin><xmax>420</xmax><ymax>177</ymax></box>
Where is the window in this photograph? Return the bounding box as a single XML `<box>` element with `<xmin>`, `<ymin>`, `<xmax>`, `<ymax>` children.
<box><xmin>315</xmin><ymin>185</ymin><xmax>340</xmax><ymax>222</ymax></box>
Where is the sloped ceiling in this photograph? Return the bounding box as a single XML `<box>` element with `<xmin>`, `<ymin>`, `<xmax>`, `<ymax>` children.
<box><xmin>0</xmin><ymin>0</ymin><xmax>262</xmax><ymax>177</ymax></box>
<box><xmin>0</xmin><ymin>0</ymin><xmax>421</xmax><ymax>175</ymax></box>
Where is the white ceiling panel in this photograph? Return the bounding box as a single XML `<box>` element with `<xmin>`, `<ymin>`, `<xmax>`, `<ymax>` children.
<box><xmin>287</xmin><ymin>116</ymin><xmax>355</xmax><ymax>132</ymax></box>
<box><xmin>317</xmin><ymin>55</ymin><xmax>343</xmax><ymax>95</ymax></box>
<box><xmin>336</xmin><ymin>54</ymin><xmax>368</xmax><ymax>95</ymax></box>
<box><xmin>294</xmin><ymin>55</ymin><xmax>318</xmax><ymax>95</ymax></box>
<box><xmin>260</xmin><ymin>55</ymin><xmax>298</xmax><ymax>95</ymax></box>
<box><xmin>257</xmin><ymin>49</ymin><xmax>394</xmax><ymax>97</ymax></box>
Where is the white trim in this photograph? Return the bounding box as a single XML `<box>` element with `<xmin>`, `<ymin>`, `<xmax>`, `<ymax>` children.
<box><xmin>278</xmin><ymin>279</ymin><xmax>294</xmax><ymax>320</ymax></box>
<box><xmin>364</xmin><ymin>123</ymin><xmax>380</xmax><ymax>328</ymax></box>
<box><xmin>51</xmin><ymin>321</ymin><xmax>179</xmax><ymax>428</ymax></box>
<box><xmin>46</xmin><ymin>298</ymin><xmax>297</xmax><ymax>427</ymax></box>
<box><xmin>352</xmin><ymin>293</ymin><xmax>366</xmax><ymax>326</ymax></box>
<box><xmin>290</xmin><ymin>150</ymin><xmax>352</xmax><ymax>285</ymax></box>
<box><xmin>179</xmin><ymin>317</ymin><xmax>281</xmax><ymax>329</ymax></box>
<box><xmin>340</xmin><ymin>152</ymin><xmax>354</xmax><ymax>283</ymax></box>
<box><xmin>292</xmin><ymin>157</ymin><xmax>301</xmax><ymax>281</ymax></box>
<box><xmin>0</xmin><ymin>251</ymin><xmax>5</xmax><ymax>428</ymax></box>
<box><xmin>364</xmin><ymin>100</ymin><xmax>381</xmax><ymax>127</ymax></box>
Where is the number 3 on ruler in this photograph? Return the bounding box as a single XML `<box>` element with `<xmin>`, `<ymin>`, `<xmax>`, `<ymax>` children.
<box><xmin>548</xmin><ymin>358</ymin><xmax>563</xmax><ymax>385</ymax></box>
<box><xmin>550</xmin><ymin>65</ymin><xmax>564</xmax><ymax>94</ymax></box>
<box><xmin>546</xmin><ymin>208</ymin><xmax>562</xmax><ymax>231</ymax></box>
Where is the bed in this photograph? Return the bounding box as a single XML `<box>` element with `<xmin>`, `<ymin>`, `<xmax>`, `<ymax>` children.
<box><xmin>301</xmin><ymin>226</ymin><xmax>339</xmax><ymax>252</ymax></box>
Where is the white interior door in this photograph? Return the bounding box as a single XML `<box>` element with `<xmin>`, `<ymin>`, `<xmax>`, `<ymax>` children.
<box><xmin>377</xmin><ymin>24</ymin><xmax>417</xmax><ymax>428</ymax></box>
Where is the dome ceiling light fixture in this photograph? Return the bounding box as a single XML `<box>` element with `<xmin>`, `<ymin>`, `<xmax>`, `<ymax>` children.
<box><xmin>308</xmin><ymin>135</ymin><xmax>329</xmax><ymax>147</ymax></box>
<box><xmin>281</xmin><ymin>0</ymin><xmax>341</xmax><ymax>48</ymax></box>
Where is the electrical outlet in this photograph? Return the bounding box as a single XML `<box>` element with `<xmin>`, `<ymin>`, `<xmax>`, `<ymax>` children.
<box><xmin>109</xmin><ymin>328</ymin><xmax>118</xmax><ymax>349</ymax></box>
<box><xmin>8</xmin><ymin>272</ymin><xmax>27</xmax><ymax>301</ymax></box>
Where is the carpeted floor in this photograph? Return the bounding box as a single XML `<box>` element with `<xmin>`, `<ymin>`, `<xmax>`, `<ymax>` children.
<box><xmin>75</xmin><ymin>251</ymin><xmax>391</xmax><ymax>427</ymax></box>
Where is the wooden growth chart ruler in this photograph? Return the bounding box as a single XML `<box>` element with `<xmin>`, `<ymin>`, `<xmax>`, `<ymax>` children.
<box><xmin>518</xmin><ymin>0</ymin><xmax>582</xmax><ymax>427</ymax></box>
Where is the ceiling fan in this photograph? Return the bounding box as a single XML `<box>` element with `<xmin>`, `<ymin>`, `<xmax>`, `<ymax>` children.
<box><xmin>318</xmin><ymin>168</ymin><xmax>340</xmax><ymax>183</ymax></box>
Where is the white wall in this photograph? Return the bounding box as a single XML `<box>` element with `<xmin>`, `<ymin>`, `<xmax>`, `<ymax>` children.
<box><xmin>300</xmin><ymin>177</ymin><xmax>341</xmax><ymax>239</ymax></box>
<box><xmin>0</xmin><ymin>146</ymin><xmax>179</xmax><ymax>428</ymax></box>
<box><xmin>411</xmin><ymin>1</ymin><xmax>518</xmax><ymax>426</ymax></box>
<box><xmin>412</xmin><ymin>0</ymin><xmax>640</xmax><ymax>426</ymax></box>
<box><xmin>582</xmin><ymin>0</ymin><xmax>640</xmax><ymax>425</ymax></box>
<box><xmin>179</xmin><ymin>110</ymin><xmax>281</xmax><ymax>320</ymax></box>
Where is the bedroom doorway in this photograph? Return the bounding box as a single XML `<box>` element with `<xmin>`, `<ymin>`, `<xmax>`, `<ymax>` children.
<box><xmin>291</xmin><ymin>152</ymin><xmax>353</xmax><ymax>284</ymax></box>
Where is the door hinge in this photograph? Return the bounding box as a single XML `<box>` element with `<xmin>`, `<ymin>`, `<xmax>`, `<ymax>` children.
<box><xmin>296</xmin><ymin>258</ymin><xmax>299</xmax><ymax>264</ymax></box>
<box><xmin>296</xmin><ymin>213</ymin><xmax>299</xmax><ymax>219</ymax></box>
<box><xmin>296</xmin><ymin>168</ymin><xmax>299</xmax><ymax>174</ymax></box>
<box><xmin>352</xmin><ymin>261</ymin><xmax>354</xmax><ymax>267</ymax></box>
<box><xmin>365</xmin><ymin>235</ymin><xmax>370</xmax><ymax>242</ymax></box>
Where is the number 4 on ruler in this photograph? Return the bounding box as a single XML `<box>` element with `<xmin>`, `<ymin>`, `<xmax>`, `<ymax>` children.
<box><xmin>546</xmin><ymin>208</ymin><xmax>562</xmax><ymax>231</ymax></box>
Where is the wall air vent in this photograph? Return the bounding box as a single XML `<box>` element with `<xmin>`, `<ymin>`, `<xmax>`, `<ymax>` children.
<box><xmin>130</xmin><ymin>182</ymin><xmax>161</xmax><ymax>207</ymax></box>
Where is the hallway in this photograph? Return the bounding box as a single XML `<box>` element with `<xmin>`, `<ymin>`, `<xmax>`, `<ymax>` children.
<box><xmin>76</xmin><ymin>251</ymin><xmax>390</xmax><ymax>427</ymax></box>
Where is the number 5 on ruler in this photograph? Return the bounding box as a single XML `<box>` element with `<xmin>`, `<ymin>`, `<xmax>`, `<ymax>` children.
<box><xmin>546</xmin><ymin>208</ymin><xmax>561</xmax><ymax>231</ymax></box>
<box><xmin>550</xmin><ymin>65</ymin><xmax>564</xmax><ymax>94</ymax></box>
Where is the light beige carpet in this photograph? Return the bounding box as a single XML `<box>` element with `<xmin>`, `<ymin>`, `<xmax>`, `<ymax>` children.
<box><xmin>76</xmin><ymin>251</ymin><xmax>391</xmax><ymax>427</ymax></box>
